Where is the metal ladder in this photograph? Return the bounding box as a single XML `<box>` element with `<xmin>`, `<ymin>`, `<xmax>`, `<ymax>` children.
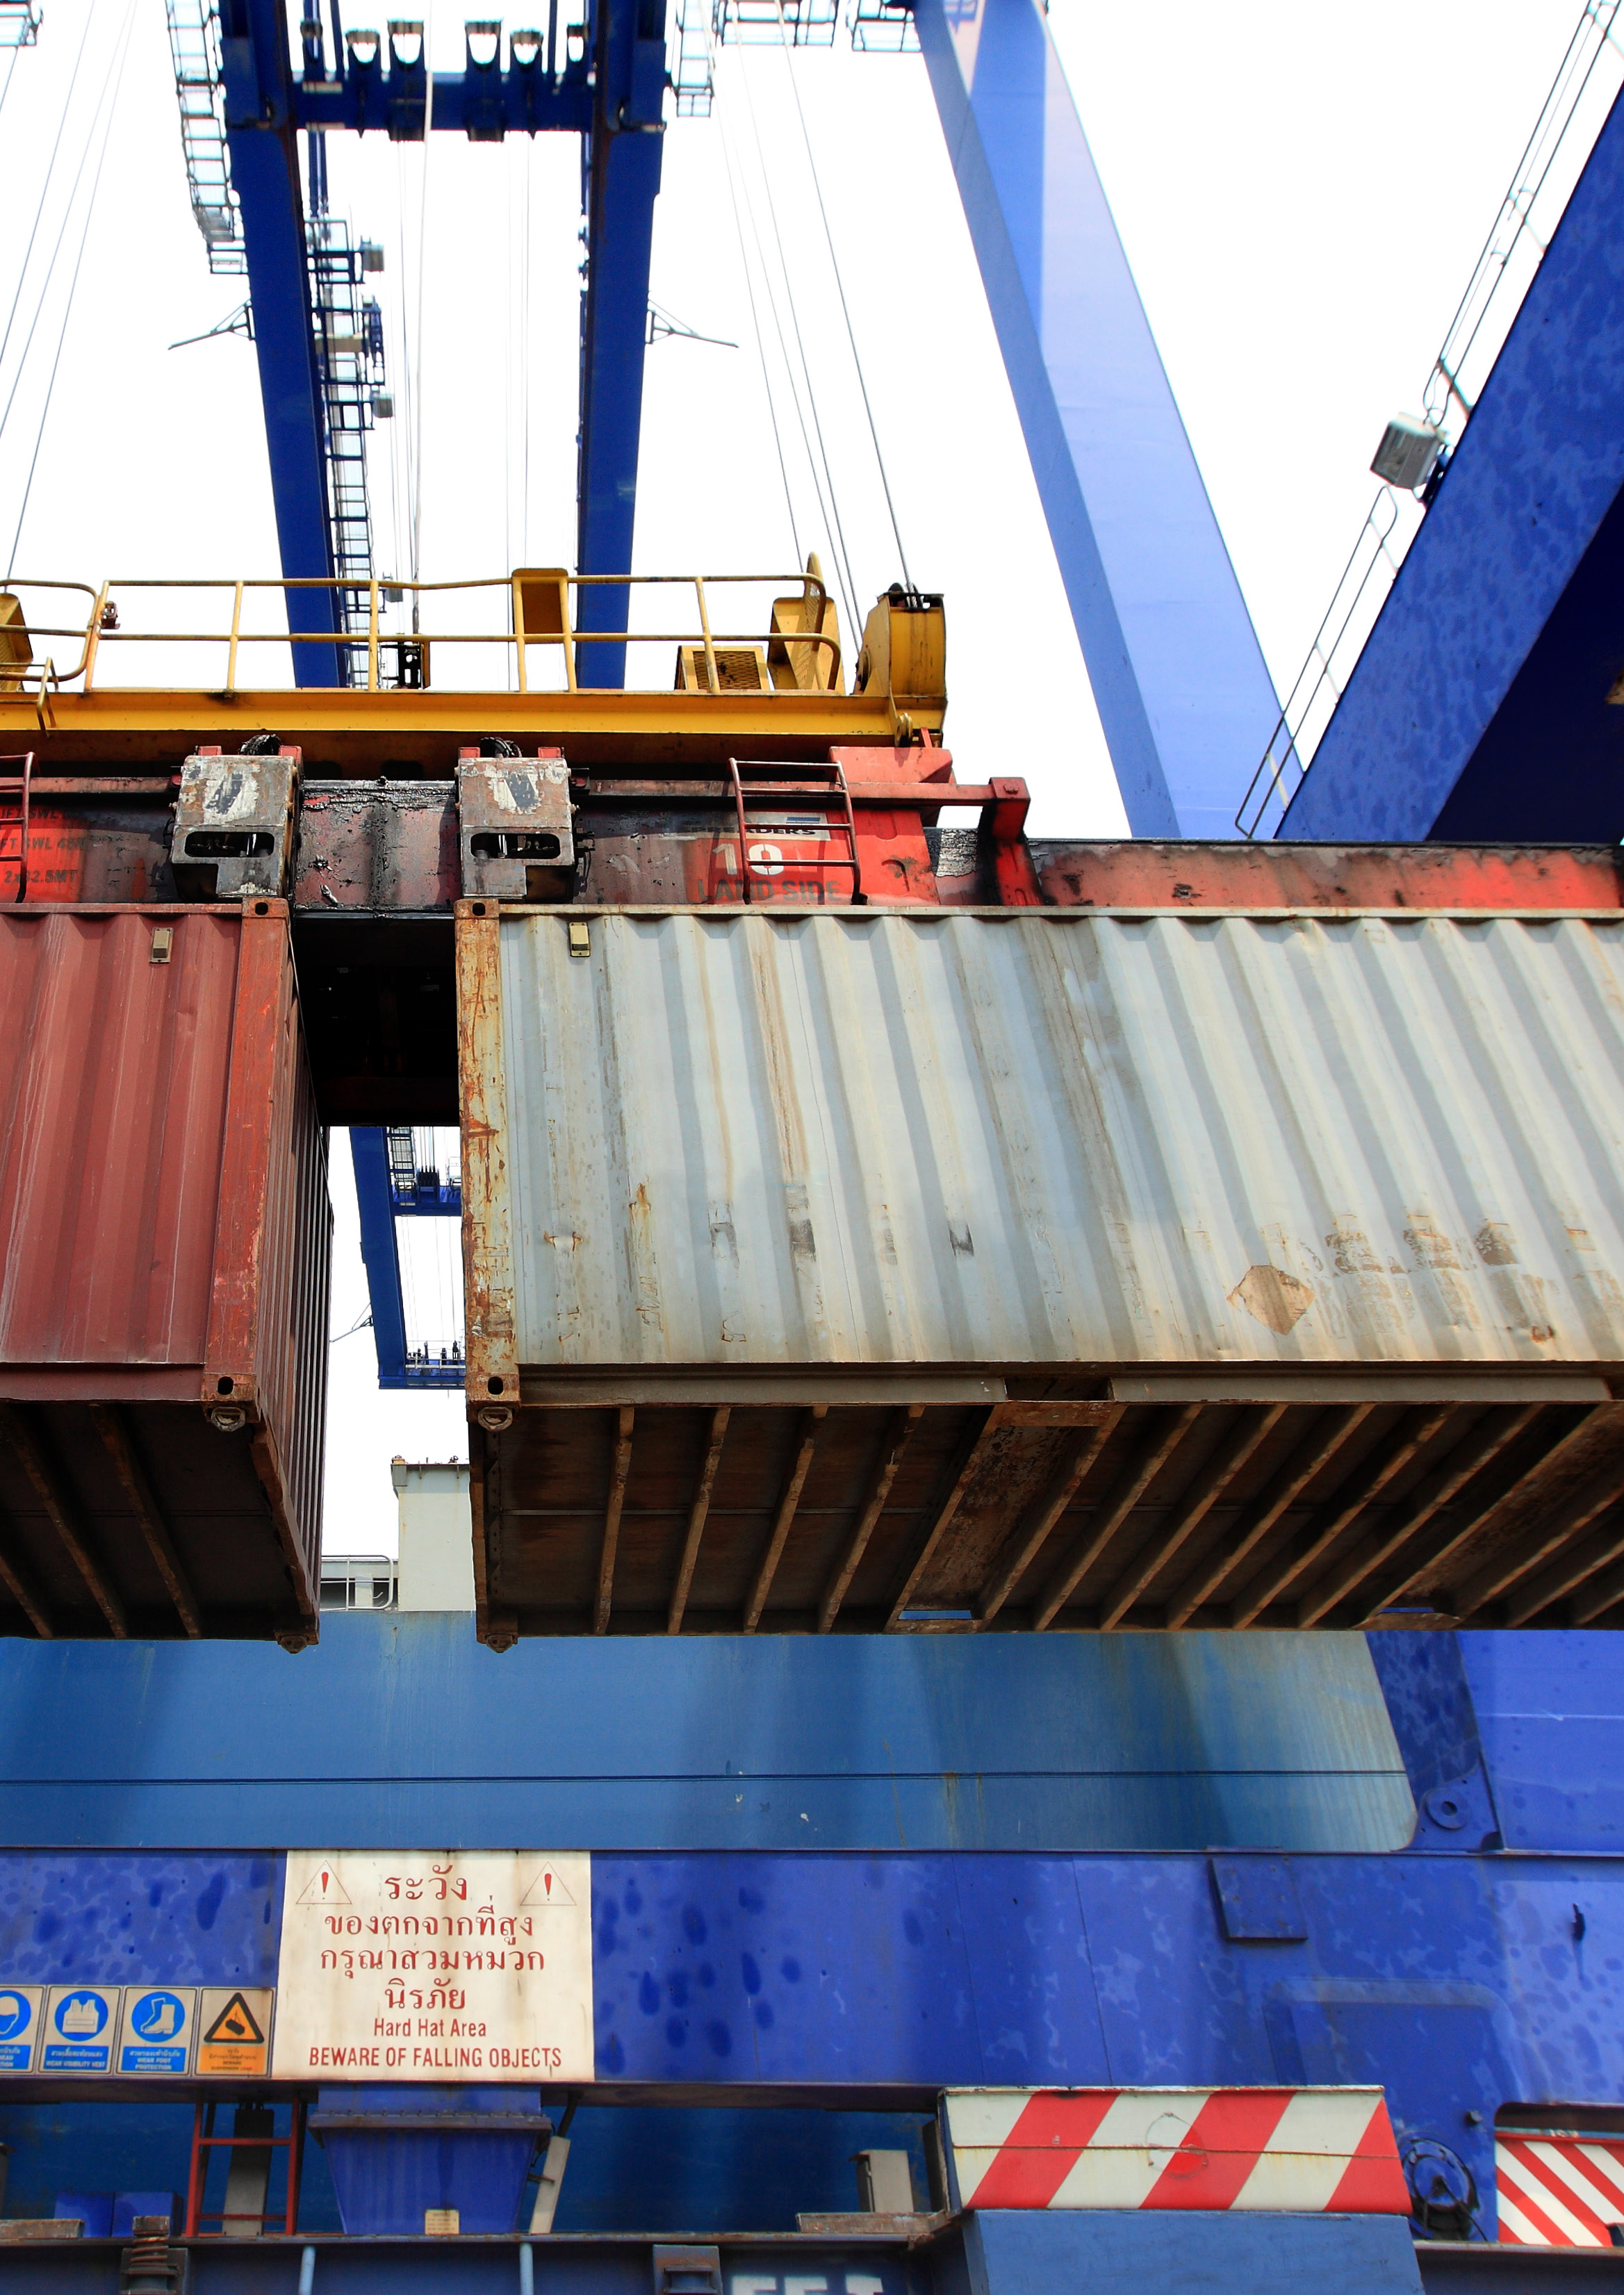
<box><xmin>725</xmin><ymin>758</ymin><xmax>863</xmax><ymax>904</ymax></box>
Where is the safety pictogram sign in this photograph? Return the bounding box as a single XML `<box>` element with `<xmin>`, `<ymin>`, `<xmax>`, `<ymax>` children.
<box><xmin>196</xmin><ymin>1988</ymin><xmax>274</xmax><ymax>2075</ymax></box>
<box><xmin>117</xmin><ymin>1988</ymin><xmax>198</xmax><ymax>2075</ymax></box>
<box><xmin>42</xmin><ymin>1986</ymin><xmax>120</xmax><ymax>2073</ymax></box>
<box><xmin>0</xmin><ymin>1985</ymin><xmax>44</xmax><ymax>2071</ymax></box>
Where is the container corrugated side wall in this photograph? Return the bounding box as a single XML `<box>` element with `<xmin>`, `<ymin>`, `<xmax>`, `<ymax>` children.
<box><xmin>253</xmin><ymin>954</ymin><xmax>330</xmax><ymax>1611</ymax></box>
<box><xmin>0</xmin><ymin>909</ymin><xmax>239</xmax><ymax>1373</ymax></box>
<box><xmin>489</xmin><ymin>908</ymin><xmax>1624</xmax><ymax>1374</ymax></box>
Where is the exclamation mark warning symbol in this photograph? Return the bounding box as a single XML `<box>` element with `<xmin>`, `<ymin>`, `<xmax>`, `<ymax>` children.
<box><xmin>520</xmin><ymin>1865</ymin><xmax>577</xmax><ymax>1907</ymax></box>
<box><xmin>295</xmin><ymin>1861</ymin><xmax>351</xmax><ymax>1906</ymax></box>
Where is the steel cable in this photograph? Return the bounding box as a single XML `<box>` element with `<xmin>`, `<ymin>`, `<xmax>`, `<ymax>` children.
<box><xmin>770</xmin><ymin>0</ymin><xmax>912</xmax><ymax>587</ymax></box>
<box><xmin>6</xmin><ymin>0</ymin><xmax>136</xmax><ymax>579</ymax></box>
<box><xmin>718</xmin><ymin>104</ymin><xmax>801</xmax><ymax>569</ymax></box>
<box><xmin>733</xmin><ymin>54</ymin><xmax>862</xmax><ymax>635</ymax></box>
<box><xmin>0</xmin><ymin>0</ymin><xmax>99</xmax><ymax>402</ymax></box>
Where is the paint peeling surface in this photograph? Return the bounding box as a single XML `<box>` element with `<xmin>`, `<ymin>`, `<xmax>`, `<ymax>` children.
<box><xmin>488</xmin><ymin>910</ymin><xmax>1624</xmax><ymax>1372</ymax></box>
<box><xmin>0</xmin><ymin>1853</ymin><xmax>280</xmax><ymax>1984</ymax></box>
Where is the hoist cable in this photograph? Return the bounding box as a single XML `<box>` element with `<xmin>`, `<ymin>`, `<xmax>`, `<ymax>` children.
<box><xmin>520</xmin><ymin>133</ymin><xmax>532</xmax><ymax>566</ymax></box>
<box><xmin>388</xmin><ymin>146</ymin><xmax>415</xmax><ymax>595</ymax></box>
<box><xmin>719</xmin><ymin>106</ymin><xmax>800</xmax><ymax>568</ymax></box>
<box><xmin>0</xmin><ymin>47</ymin><xmax>24</xmax><ymax>133</ymax></box>
<box><xmin>771</xmin><ymin>0</ymin><xmax>912</xmax><ymax>587</ymax></box>
<box><xmin>728</xmin><ymin>106</ymin><xmax>856</xmax><ymax>637</ymax></box>
<box><xmin>409</xmin><ymin>7</ymin><xmax>435</xmax><ymax>612</ymax></box>
<box><xmin>0</xmin><ymin>0</ymin><xmax>99</xmax><ymax>399</ymax></box>
<box><xmin>735</xmin><ymin>56</ymin><xmax>862</xmax><ymax>634</ymax></box>
<box><xmin>503</xmin><ymin>140</ymin><xmax>514</xmax><ymax>587</ymax></box>
<box><xmin>7</xmin><ymin>0</ymin><xmax>137</xmax><ymax>579</ymax></box>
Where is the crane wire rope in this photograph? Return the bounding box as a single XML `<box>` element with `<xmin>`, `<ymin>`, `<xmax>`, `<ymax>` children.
<box><xmin>0</xmin><ymin>46</ymin><xmax>25</xmax><ymax>133</ymax></box>
<box><xmin>727</xmin><ymin>103</ymin><xmax>854</xmax><ymax>632</ymax></box>
<box><xmin>733</xmin><ymin>55</ymin><xmax>862</xmax><ymax>635</ymax></box>
<box><xmin>520</xmin><ymin>133</ymin><xmax>532</xmax><ymax>566</ymax></box>
<box><xmin>718</xmin><ymin>107</ymin><xmax>801</xmax><ymax>568</ymax></box>
<box><xmin>503</xmin><ymin>138</ymin><xmax>515</xmax><ymax>588</ymax></box>
<box><xmin>388</xmin><ymin>147</ymin><xmax>416</xmax><ymax>604</ymax></box>
<box><xmin>409</xmin><ymin>3</ymin><xmax>435</xmax><ymax>623</ymax></box>
<box><xmin>4</xmin><ymin>0</ymin><xmax>136</xmax><ymax>580</ymax></box>
<box><xmin>771</xmin><ymin>0</ymin><xmax>912</xmax><ymax>588</ymax></box>
<box><xmin>0</xmin><ymin>0</ymin><xmax>99</xmax><ymax>405</ymax></box>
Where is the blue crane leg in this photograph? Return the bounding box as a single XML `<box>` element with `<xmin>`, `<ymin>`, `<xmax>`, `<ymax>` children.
<box><xmin>349</xmin><ymin>1128</ymin><xmax>410</xmax><ymax>1387</ymax></box>
<box><xmin>912</xmin><ymin>0</ymin><xmax>1279</xmax><ymax>838</ymax></box>
<box><xmin>1282</xmin><ymin>88</ymin><xmax>1624</xmax><ymax>844</ymax></box>
<box><xmin>573</xmin><ymin>0</ymin><xmax>667</xmax><ymax>690</ymax></box>
<box><xmin>221</xmin><ymin>0</ymin><xmax>343</xmax><ymax>688</ymax></box>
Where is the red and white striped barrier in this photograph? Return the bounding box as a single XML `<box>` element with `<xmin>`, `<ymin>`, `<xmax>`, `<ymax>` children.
<box><xmin>1498</xmin><ymin>2134</ymin><xmax>1624</xmax><ymax>2245</ymax></box>
<box><xmin>944</xmin><ymin>2087</ymin><xmax>1409</xmax><ymax>2214</ymax></box>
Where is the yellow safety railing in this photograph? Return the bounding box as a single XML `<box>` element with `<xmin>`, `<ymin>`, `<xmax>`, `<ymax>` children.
<box><xmin>0</xmin><ymin>571</ymin><xmax>847</xmax><ymax>698</ymax></box>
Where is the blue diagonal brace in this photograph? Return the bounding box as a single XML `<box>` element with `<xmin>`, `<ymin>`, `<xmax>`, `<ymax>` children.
<box><xmin>350</xmin><ymin>1129</ymin><xmax>410</xmax><ymax>1387</ymax></box>
<box><xmin>913</xmin><ymin>0</ymin><xmax>1279</xmax><ymax>837</ymax></box>
<box><xmin>1281</xmin><ymin>85</ymin><xmax>1624</xmax><ymax>844</ymax></box>
<box><xmin>220</xmin><ymin>0</ymin><xmax>343</xmax><ymax>688</ymax></box>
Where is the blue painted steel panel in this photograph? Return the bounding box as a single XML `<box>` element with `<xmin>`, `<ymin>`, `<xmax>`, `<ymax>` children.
<box><xmin>313</xmin><ymin>2093</ymin><xmax>543</xmax><ymax>2235</ymax></box>
<box><xmin>0</xmin><ymin>1619</ymin><xmax>1411</xmax><ymax>1853</ymax></box>
<box><xmin>1459</xmin><ymin>1631</ymin><xmax>1624</xmax><ymax>1854</ymax></box>
<box><xmin>3</xmin><ymin>1840</ymin><xmax>1624</xmax><ymax>2237</ymax></box>
<box><xmin>912</xmin><ymin>0</ymin><xmax>1279</xmax><ymax>837</ymax></box>
<box><xmin>0</xmin><ymin>2242</ymin><xmax>925</xmax><ymax>2295</ymax></box>
<box><xmin>295</xmin><ymin>77</ymin><xmax>593</xmax><ymax>135</ymax></box>
<box><xmin>962</xmin><ymin>2210</ymin><xmax>1423</xmax><ymax>2295</ymax></box>
<box><xmin>0</xmin><ymin>1855</ymin><xmax>279</xmax><ymax>1986</ymax></box>
<box><xmin>1283</xmin><ymin>86</ymin><xmax>1624</xmax><ymax>842</ymax></box>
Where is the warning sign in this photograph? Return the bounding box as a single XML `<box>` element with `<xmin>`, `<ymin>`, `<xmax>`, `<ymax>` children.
<box><xmin>0</xmin><ymin>1985</ymin><xmax>44</xmax><ymax>2071</ymax></box>
<box><xmin>520</xmin><ymin>1865</ymin><xmax>576</xmax><ymax>1908</ymax></box>
<box><xmin>196</xmin><ymin>1988</ymin><xmax>274</xmax><ymax>2075</ymax></box>
<box><xmin>295</xmin><ymin>1863</ymin><xmax>351</xmax><ymax>1907</ymax></box>
<box><xmin>117</xmin><ymin>1987</ymin><xmax>197</xmax><ymax>2075</ymax></box>
<box><xmin>272</xmin><ymin>1852</ymin><xmax>592</xmax><ymax>2084</ymax></box>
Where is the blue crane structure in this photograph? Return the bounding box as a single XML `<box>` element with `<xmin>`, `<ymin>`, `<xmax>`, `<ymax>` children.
<box><xmin>1247</xmin><ymin>25</ymin><xmax>1624</xmax><ymax>845</ymax></box>
<box><xmin>181</xmin><ymin>0</ymin><xmax>1303</xmax><ymax>1360</ymax></box>
<box><xmin>181</xmin><ymin>0</ymin><xmax>1279</xmax><ymax>812</ymax></box>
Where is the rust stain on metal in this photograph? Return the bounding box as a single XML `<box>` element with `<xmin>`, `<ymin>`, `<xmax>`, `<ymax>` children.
<box><xmin>1230</xmin><ymin>1265</ymin><xmax>1315</xmax><ymax>1335</ymax></box>
<box><xmin>456</xmin><ymin>900</ymin><xmax>519</xmax><ymax>1406</ymax></box>
<box><xmin>0</xmin><ymin>905</ymin><xmax>325</xmax><ymax>1639</ymax></box>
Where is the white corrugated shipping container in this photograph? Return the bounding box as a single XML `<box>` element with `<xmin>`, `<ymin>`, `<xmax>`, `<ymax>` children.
<box><xmin>457</xmin><ymin>905</ymin><xmax>1624</xmax><ymax>1643</ymax></box>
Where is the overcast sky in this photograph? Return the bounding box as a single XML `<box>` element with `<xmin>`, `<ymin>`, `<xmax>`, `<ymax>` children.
<box><xmin>0</xmin><ymin>0</ymin><xmax>1607</xmax><ymax>1548</ymax></box>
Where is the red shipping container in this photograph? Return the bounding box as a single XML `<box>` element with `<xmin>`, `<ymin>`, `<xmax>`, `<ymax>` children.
<box><xmin>0</xmin><ymin>899</ymin><xmax>328</xmax><ymax>1643</ymax></box>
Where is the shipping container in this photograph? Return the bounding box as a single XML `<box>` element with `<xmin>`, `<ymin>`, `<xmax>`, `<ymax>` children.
<box><xmin>0</xmin><ymin>901</ymin><xmax>329</xmax><ymax>1642</ymax></box>
<box><xmin>459</xmin><ymin>903</ymin><xmax>1624</xmax><ymax>1640</ymax></box>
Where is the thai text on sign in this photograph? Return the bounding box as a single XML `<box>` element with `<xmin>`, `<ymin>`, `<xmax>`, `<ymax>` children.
<box><xmin>270</xmin><ymin>1853</ymin><xmax>592</xmax><ymax>2082</ymax></box>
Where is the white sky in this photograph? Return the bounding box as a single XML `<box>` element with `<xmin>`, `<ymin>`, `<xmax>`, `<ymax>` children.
<box><xmin>0</xmin><ymin>0</ymin><xmax>1600</xmax><ymax>1546</ymax></box>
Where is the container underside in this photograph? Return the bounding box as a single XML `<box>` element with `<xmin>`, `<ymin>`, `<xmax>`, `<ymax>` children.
<box><xmin>472</xmin><ymin>1384</ymin><xmax>1624</xmax><ymax>1637</ymax></box>
<box><xmin>0</xmin><ymin>1396</ymin><xmax>315</xmax><ymax>1641</ymax></box>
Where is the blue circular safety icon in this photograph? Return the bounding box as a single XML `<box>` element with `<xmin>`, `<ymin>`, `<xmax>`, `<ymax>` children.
<box><xmin>53</xmin><ymin>1990</ymin><xmax>108</xmax><ymax>2039</ymax></box>
<box><xmin>131</xmin><ymin>1992</ymin><xmax>186</xmax><ymax>2042</ymax></box>
<box><xmin>0</xmin><ymin>1991</ymin><xmax>31</xmax><ymax>2039</ymax></box>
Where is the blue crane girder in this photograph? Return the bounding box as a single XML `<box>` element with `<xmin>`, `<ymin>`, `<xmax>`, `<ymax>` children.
<box><xmin>220</xmin><ymin>0</ymin><xmax>344</xmax><ymax>688</ymax></box>
<box><xmin>216</xmin><ymin>0</ymin><xmax>666</xmax><ymax>692</ymax></box>
<box><xmin>911</xmin><ymin>0</ymin><xmax>1280</xmax><ymax>839</ymax></box>
<box><xmin>1281</xmin><ymin>84</ymin><xmax>1624</xmax><ymax>844</ymax></box>
<box><xmin>348</xmin><ymin>1128</ymin><xmax>464</xmax><ymax>1387</ymax></box>
<box><xmin>574</xmin><ymin>0</ymin><xmax>668</xmax><ymax>688</ymax></box>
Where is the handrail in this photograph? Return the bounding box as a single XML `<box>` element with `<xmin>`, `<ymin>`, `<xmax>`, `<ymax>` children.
<box><xmin>0</xmin><ymin>571</ymin><xmax>849</xmax><ymax>699</ymax></box>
